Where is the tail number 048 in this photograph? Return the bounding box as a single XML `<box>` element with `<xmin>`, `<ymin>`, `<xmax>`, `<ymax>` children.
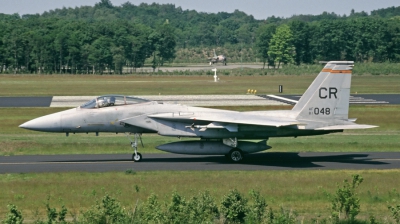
<box><xmin>309</xmin><ymin>107</ymin><xmax>331</xmax><ymax>115</ymax></box>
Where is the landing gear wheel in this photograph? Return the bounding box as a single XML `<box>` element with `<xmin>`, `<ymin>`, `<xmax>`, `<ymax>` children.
<box><xmin>125</xmin><ymin>133</ymin><xmax>144</xmax><ymax>162</ymax></box>
<box><xmin>132</xmin><ymin>152</ymin><xmax>142</xmax><ymax>162</ymax></box>
<box><xmin>228</xmin><ymin>149</ymin><xmax>243</xmax><ymax>162</ymax></box>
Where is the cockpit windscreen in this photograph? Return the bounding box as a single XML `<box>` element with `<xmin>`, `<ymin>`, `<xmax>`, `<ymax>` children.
<box><xmin>80</xmin><ymin>95</ymin><xmax>149</xmax><ymax>109</ymax></box>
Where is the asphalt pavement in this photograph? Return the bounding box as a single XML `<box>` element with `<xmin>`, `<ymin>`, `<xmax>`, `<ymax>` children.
<box><xmin>0</xmin><ymin>97</ymin><xmax>53</xmax><ymax>107</ymax></box>
<box><xmin>1</xmin><ymin>94</ymin><xmax>399</xmax><ymax>107</ymax></box>
<box><xmin>136</xmin><ymin>64</ymin><xmax>265</xmax><ymax>72</ymax></box>
<box><xmin>267</xmin><ymin>94</ymin><xmax>400</xmax><ymax>105</ymax></box>
<box><xmin>1</xmin><ymin>152</ymin><xmax>399</xmax><ymax>173</ymax></box>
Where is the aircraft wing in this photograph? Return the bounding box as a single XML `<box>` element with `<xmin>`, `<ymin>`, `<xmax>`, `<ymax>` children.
<box><xmin>147</xmin><ymin>112</ymin><xmax>300</xmax><ymax>127</ymax></box>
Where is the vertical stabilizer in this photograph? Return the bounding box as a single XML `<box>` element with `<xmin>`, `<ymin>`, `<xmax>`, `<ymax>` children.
<box><xmin>213</xmin><ymin>49</ymin><xmax>217</xmax><ymax>57</ymax></box>
<box><xmin>294</xmin><ymin>61</ymin><xmax>354</xmax><ymax>122</ymax></box>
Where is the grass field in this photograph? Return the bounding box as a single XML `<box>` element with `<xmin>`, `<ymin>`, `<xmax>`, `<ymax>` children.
<box><xmin>1</xmin><ymin>170</ymin><xmax>400</xmax><ymax>222</ymax></box>
<box><xmin>1</xmin><ymin>74</ymin><xmax>400</xmax><ymax>96</ymax></box>
<box><xmin>1</xmin><ymin>73</ymin><xmax>399</xmax><ymax>222</ymax></box>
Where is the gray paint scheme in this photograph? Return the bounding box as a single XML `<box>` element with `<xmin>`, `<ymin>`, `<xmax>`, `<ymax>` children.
<box><xmin>208</xmin><ymin>49</ymin><xmax>227</xmax><ymax>65</ymax></box>
<box><xmin>19</xmin><ymin>61</ymin><xmax>377</xmax><ymax>161</ymax></box>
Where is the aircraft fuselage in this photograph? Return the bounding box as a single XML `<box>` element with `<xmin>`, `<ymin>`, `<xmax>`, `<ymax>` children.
<box><xmin>20</xmin><ymin>102</ymin><xmax>339</xmax><ymax>139</ymax></box>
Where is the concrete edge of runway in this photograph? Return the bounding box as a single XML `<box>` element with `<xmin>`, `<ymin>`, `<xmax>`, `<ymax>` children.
<box><xmin>1</xmin><ymin>94</ymin><xmax>399</xmax><ymax>107</ymax></box>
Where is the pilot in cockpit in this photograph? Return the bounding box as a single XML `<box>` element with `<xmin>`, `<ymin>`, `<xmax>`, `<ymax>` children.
<box><xmin>81</xmin><ymin>95</ymin><xmax>148</xmax><ymax>109</ymax></box>
<box><xmin>109</xmin><ymin>96</ymin><xmax>116</xmax><ymax>106</ymax></box>
<box><xmin>97</xmin><ymin>96</ymin><xmax>115</xmax><ymax>108</ymax></box>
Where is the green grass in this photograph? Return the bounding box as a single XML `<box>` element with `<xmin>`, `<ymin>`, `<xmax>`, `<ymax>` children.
<box><xmin>0</xmin><ymin>134</ymin><xmax>171</xmax><ymax>155</ymax></box>
<box><xmin>1</xmin><ymin>170</ymin><xmax>400</xmax><ymax>221</ymax></box>
<box><xmin>1</xmin><ymin>133</ymin><xmax>399</xmax><ymax>156</ymax></box>
<box><xmin>2</xmin><ymin>132</ymin><xmax>399</xmax><ymax>156</ymax></box>
<box><xmin>175</xmin><ymin>47</ymin><xmax>400</xmax><ymax>76</ymax></box>
<box><xmin>1</xmin><ymin>73</ymin><xmax>399</xmax><ymax>96</ymax></box>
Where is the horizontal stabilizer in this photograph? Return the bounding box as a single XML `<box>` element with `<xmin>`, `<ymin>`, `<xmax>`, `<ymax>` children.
<box><xmin>315</xmin><ymin>124</ymin><xmax>378</xmax><ymax>130</ymax></box>
<box><xmin>266</xmin><ymin>95</ymin><xmax>298</xmax><ymax>105</ymax></box>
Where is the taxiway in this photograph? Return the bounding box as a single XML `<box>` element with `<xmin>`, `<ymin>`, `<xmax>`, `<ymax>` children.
<box><xmin>1</xmin><ymin>152</ymin><xmax>399</xmax><ymax>173</ymax></box>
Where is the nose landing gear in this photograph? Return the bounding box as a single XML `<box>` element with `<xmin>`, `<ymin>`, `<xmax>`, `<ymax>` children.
<box><xmin>125</xmin><ymin>133</ymin><xmax>143</xmax><ymax>162</ymax></box>
<box><xmin>132</xmin><ymin>152</ymin><xmax>142</xmax><ymax>162</ymax></box>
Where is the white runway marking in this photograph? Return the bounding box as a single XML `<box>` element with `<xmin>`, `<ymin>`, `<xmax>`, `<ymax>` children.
<box><xmin>50</xmin><ymin>95</ymin><xmax>288</xmax><ymax>107</ymax></box>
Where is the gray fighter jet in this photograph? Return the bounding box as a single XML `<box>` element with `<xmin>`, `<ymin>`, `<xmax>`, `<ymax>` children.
<box><xmin>208</xmin><ymin>49</ymin><xmax>227</xmax><ymax>65</ymax></box>
<box><xmin>19</xmin><ymin>61</ymin><xmax>377</xmax><ymax>162</ymax></box>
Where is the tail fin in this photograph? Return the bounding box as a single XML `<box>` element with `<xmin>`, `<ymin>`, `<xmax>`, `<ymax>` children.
<box><xmin>213</xmin><ymin>49</ymin><xmax>217</xmax><ymax>57</ymax></box>
<box><xmin>293</xmin><ymin>61</ymin><xmax>353</xmax><ymax>121</ymax></box>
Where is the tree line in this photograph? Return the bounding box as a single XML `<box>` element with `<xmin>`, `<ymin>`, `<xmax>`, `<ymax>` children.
<box><xmin>256</xmin><ymin>17</ymin><xmax>400</xmax><ymax>68</ymax></box>
<box><xmin>0</xmin><ymin>13</ymin><xmax>176</xmax><ymax>74</ymax></box>
<box><xmin>0</xmin><ymin>0</ymin><xmax>399</xmax><ymax>74</ymax></box>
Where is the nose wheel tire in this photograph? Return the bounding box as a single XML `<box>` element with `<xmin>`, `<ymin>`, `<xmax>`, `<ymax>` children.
<box><xmin>227</xmin><ymin>149</ymin><xmax>243</xmax><ymax>162</ymax></box>
<box><xmin>132</xmin><ymin>152</ymin><xmax>142</xmax><ymax>162</ymax></box>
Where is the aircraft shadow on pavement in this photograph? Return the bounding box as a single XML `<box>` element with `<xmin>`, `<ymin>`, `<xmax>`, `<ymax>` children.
<box><xmin>48</xmin><ymin>153</ymin><xmax>388</xmax><ymax>169</ymax></box>
<box><xmin>243</xmin><ymin>152</ymin><xmax>387</xmax><ymax>168</ymax></box>
<box><xmin>141</xmin><ymin>152</ymin><xmax>388</xmax><ymax>169</ymax></box>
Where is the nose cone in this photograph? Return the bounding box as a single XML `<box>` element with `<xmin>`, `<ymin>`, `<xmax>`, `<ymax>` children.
<box><xmin>19</xmin><ymin>113</ymin><xmax>61</xmax><ymax>132</ymax></box>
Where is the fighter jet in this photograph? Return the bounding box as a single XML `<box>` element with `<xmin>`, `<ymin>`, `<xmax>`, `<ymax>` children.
<box><xmin>19</xmin><ymin>61</ymin><xmax>376</xmax><ymax>162</ymax></box>
<box><xmin>208</xmin><ymin>49</ymin><xmax>227</xmax><ymax>65</ymax></box>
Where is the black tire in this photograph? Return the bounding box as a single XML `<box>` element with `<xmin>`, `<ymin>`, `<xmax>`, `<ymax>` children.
<box><xmin>228</xmin><ymin>149</ymin><xmax>243</xmax><ymax>162</ymax></box>
<box><xmin>132</xmin><ymin>152</ymin><xmax>142</xmax><ymax>162</ymax></box>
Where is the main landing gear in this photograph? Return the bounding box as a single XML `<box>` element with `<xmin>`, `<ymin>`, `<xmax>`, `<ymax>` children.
<box><xmin>226</xmin><ymin>148</ymin><xmax>244</xmax><ymax>162</ymax></box>
<box><xmin>222</xmin><ymin>138</ymin><xmax>244</xmax><ymax>163</ymax></box>
<box><xmin>125</xmin><ymin>133</ymin><xmax>143</xmax><ymax>162</ymax></box>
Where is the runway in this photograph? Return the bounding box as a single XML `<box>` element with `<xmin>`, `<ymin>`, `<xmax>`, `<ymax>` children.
<box><xmin>1</xmin><ymin>94</ymin><xmax>399</xmax><ymax>107</ymax></box>
<box><xmin>259</xmin><ymin>94</ymin><xmax>400</xmax><ymax>105</ymax></box>
<box><xmin>134</xmin><ymin>64</ymin><xmax>264</xmax><ymax>72</ymax></box>
<box><xmin>1</xmin><ymin>152</ymin><xmax>399</xmax><ymax>173</ymax></box>
<box><xmin>0</xmin><ymin>97</ymin><xmax>53</xmax><ymax>107</ymax></box>
<box><xmin>48</xmin><ymin>95</ymin><xmax>285</xmax><ymax>107</ymax></box>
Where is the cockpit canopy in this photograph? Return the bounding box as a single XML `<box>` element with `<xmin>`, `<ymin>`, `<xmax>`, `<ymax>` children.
<box><xmin>80</xmin><ymin>95</ymin><xmax>150</xmax><ymax>109</ymax></box>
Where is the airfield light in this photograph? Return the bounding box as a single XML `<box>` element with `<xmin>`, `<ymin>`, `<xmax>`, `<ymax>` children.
<box><xmin>212</xmin><ymin>68</ymin><xmax>218</xmax><ymax>82</ymax></box>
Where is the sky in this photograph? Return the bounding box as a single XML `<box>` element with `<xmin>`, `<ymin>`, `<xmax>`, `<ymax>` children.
<box><xmin>1</xmin><ymin>0</ymin><xmax>399</xmax><ymax>19</ymax></box>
